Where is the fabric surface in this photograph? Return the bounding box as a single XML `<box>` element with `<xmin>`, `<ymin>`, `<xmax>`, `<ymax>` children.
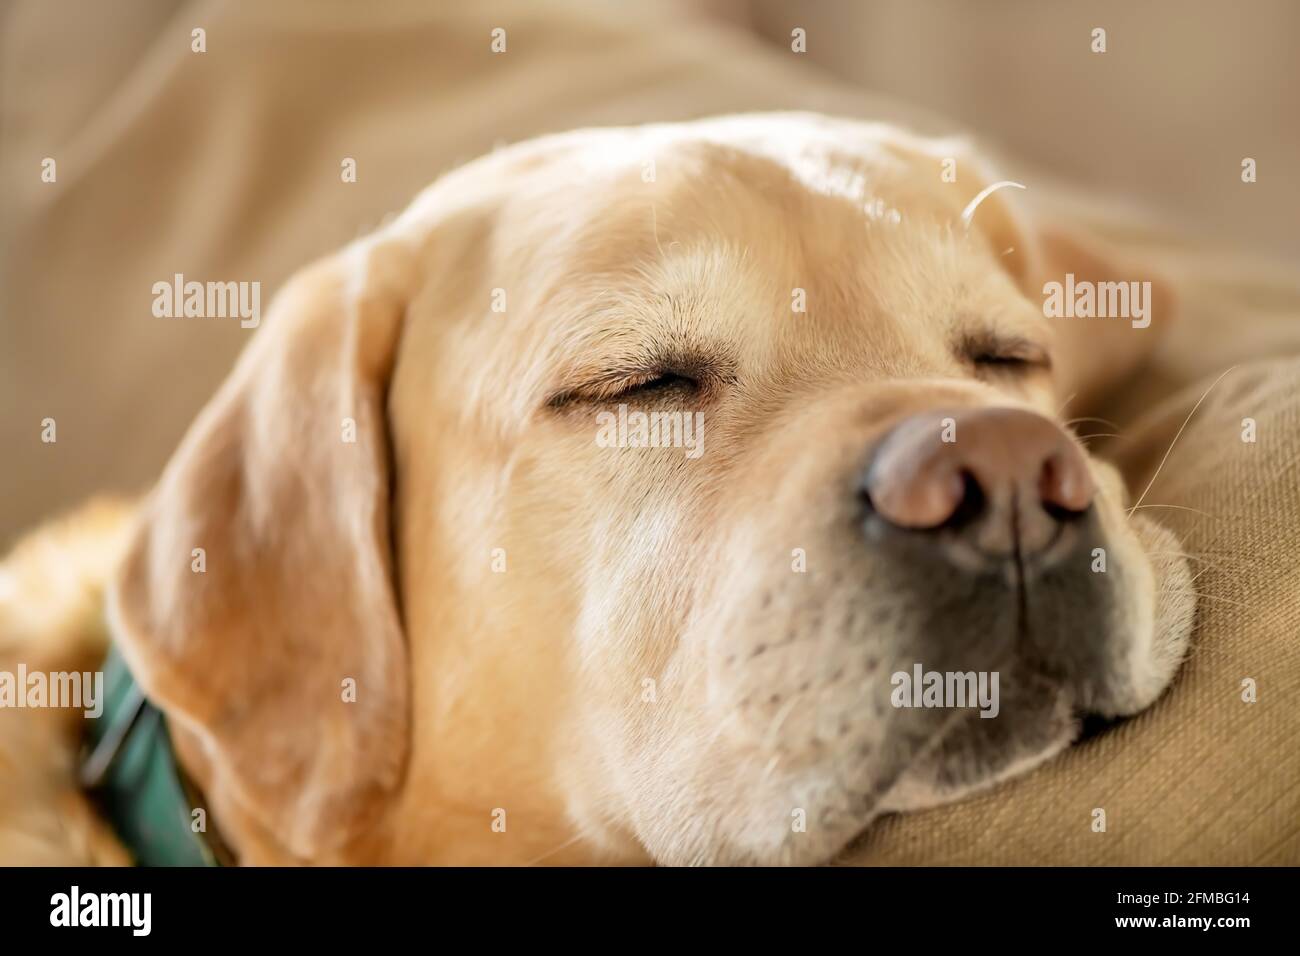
<box><xmin>3</xmin><ymin>0</ymin><xmax>1296</xmax><ymax>864</ymax></box>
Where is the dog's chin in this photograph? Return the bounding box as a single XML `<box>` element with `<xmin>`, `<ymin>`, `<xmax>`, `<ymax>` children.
<box><xmin>826</xmin><ymin>681</ymin><xmax>1080</xmax><ymax>863</ymax></box>
<box><xmin>877</xmin><ymin>691</ymin><xmax>1079</xmax><ymax>816</ymax></box>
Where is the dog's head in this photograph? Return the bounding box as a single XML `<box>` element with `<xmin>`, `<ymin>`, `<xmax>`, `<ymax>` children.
<box><xmin>111</xmin><ymin>114</ymin><xmax>1194</xmax><ymax>865</ymax></box>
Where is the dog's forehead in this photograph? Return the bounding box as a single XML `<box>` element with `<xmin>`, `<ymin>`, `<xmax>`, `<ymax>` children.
<box><xmin>556</xmin><ymin>113</ymin><xmax>959</xmax><ymax>195</ymax></box>
<box><xmin>412</xmin><ymin>117</ymin><xmax>1051</xmax><ymax>415</ymax></box>
<box><xmin>524</xmin><ymin>131</ymin><xmax>1037</xmax><ymax>370</ymax></box>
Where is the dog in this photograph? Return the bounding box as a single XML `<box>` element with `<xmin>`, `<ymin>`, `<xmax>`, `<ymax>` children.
<box><xmin>0</xmin><ymin>113</ymin><xmax>1195</xmax><ymax>865</ymax></box>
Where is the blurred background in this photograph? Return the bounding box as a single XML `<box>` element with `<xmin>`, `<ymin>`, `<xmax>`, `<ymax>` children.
<box><xmin>741</xmin><ymin>0</ymin><xmax>1300</xmax><ymax>261</ymax></box>
<box><xmin>3</xmin><ymin>0</ymin><xmax>1297</xmax><ymax>545</ymax></box>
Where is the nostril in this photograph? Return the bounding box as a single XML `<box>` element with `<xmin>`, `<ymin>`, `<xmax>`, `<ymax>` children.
<box><xmin>1039</xmin><ymin>450</ymin><xmax>1094</xmax><ymax>515</ymax></box>
<box><xmin>945</xmin><ymin>471</ymin><xmax>987</xmax><ymax>529</ymax></box>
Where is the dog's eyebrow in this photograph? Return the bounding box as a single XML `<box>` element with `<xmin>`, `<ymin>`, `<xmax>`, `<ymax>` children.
<box><xmin>544</xmin><ymin>286</ymin><xmax>742</xmax><ymax>407</ymax></box>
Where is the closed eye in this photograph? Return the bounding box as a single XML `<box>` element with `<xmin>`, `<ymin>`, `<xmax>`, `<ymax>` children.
<box><xmin>961</xmin><ymin>332</ymin><xmax>1052</xmax><ymax>375</ymax></box>
<box><xmin>618</xmin><ymin>372</ymin><xmax>699</xmax><ymax>398</ymax></box>
<box><xmin>973</xmin><ymin>352</ymin><xmax>1039</xmax><ymax>370</ymax></box>
<box><xmin>546</xmin><ymin>369</ymin><xmax>702</xmax><ymax>408</ymax></box>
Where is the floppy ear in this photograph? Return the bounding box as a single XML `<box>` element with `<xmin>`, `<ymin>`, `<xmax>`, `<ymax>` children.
<box><xmin>109</xmin><ymin>234</ymin><xmax>419</xmax><ymax>860</ymax></box>
<box><xmin>958</xmin><ymin>155</ymin><xmax>1176</xmax><ymax>415</ymax></box>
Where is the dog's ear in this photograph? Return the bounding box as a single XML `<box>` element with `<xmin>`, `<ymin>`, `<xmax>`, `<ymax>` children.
<box><xmin>956</xmin><ymin>152</ymin><xmax>1175</xmax><ymax>415</ymax></box>
<box><xmin>110</xmin><ymin>235</ymin><xmax>418</xmax><ymax>860</ymax></box>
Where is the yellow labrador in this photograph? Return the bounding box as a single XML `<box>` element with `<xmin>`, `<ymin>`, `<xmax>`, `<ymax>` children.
<box><xmin>3</xmin><ymin>114</ymin><xmax>1194</xmax><ymax>865</ymax></box>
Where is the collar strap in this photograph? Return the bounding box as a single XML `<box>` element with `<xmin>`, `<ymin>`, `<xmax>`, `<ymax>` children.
<box><xmin>81</xmin><ymin>646</ymin><xmax>223</xmax><ymax>866</ymax></box>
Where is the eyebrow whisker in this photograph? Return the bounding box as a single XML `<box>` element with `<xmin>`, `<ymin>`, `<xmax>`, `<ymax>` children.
<box><xmin>960</xmin><ymin>180</ymin><xmax>1027</xmax><ymax>229</ymax></box>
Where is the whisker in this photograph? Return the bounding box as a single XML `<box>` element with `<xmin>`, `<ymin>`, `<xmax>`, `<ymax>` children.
<box><xmin>522</xmin><ymin>832</ymin><xmax>586</xmax><ymax>867</ymax></box>
<box><xmin>1162</xmin><ymin>589</ymin><xmax>1252</xmax><ymax>610</ymax></box>
<box><xmin>1128</xmin><ymin>366</ymin><xmax>1238</xmax><ymax>516</ymax></box>
<box><xmin>1148</xmin><ymin>550</ymin><xmax>1252</xmax><ymax>576</ymax></box>
<box><xmin>1077</xmin><ymin>432</ymin><xmax>1121</xmax><ymax>445</ymax></box>
<box><xmin>1065</xmin><ymin>416</ymin><xmax>1121</xmax><ymax>431</ymax></box>
<box><xmin>1130</xmin><ymin>503</ymin><xmax>1218</xmax><ymax>520</ymax></box>
<box><xmin>1151</xmin><ymin>544</ymin><xmax>1253</xmax><ymax>559</ymax></box>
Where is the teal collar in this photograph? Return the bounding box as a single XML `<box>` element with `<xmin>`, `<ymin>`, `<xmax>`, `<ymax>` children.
<box><xmin>81</xmin><ymin>647</ymin><xmax>224</xmax><ymax>866</ymax></box>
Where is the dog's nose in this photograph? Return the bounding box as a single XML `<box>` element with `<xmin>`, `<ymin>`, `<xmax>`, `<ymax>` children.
<box><xmin>863</xmin><ymin>407</ymin><xmax>1094</xmax><ymax>557</ymax></box>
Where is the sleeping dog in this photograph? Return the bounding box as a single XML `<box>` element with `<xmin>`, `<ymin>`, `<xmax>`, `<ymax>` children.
<box><xmin>0</xmin><ymin>114</ymin><xmax>1194</xmax><ymax>865</ymax></box>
